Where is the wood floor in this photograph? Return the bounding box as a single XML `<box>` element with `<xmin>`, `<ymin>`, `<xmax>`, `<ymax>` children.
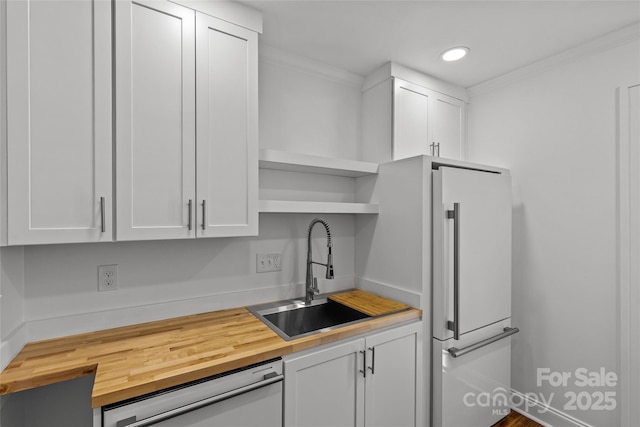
<box><xmin>492</xmin><ymin>410</ymin><xmax>544</xmax><ymax>427</ymax></box>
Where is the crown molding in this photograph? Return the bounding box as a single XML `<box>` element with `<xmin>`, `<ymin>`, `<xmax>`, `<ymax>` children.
<box><xmin>468</xmin><ymin>22</ymin><xmax>640</xmax><ymax>98</ymax></box>
<box><xmin>259</xmin><ymin>43</ymin><xmax>365</xmax><ymax>87</ymax></box>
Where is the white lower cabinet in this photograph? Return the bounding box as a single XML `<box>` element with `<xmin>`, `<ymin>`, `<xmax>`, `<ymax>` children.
<box><xmin>283</xmin><ymin>322</ymin><xmax>422</xmax><ymax>427</ymax></box>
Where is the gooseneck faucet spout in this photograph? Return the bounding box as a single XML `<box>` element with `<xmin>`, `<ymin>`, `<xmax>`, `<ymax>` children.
<box><xmin>305</xmin><ymin>218</ymin><xmax>334</xmax><ymax>304</ymax></box>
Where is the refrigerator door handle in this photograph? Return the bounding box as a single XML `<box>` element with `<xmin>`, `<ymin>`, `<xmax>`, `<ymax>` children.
<box><xmin>446</xmin><ymin>203</ymin><xmax>461</xmax><ymax>340</ymax></box>
<box><xmin>448</xmin><ymin>327</ymin><xmax>519</xmax><ymax>358</ymax></box>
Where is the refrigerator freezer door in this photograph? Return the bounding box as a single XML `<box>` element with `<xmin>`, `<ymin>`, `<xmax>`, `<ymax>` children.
<box><xmin>433</xmin><ymin>167</ymin><xmax>512</xmax><ymax>340</ymax></box>
<box><xmin>432</xmin><ymin>319</ymin><xmax>512</xmax><ymax>427</ymax></box>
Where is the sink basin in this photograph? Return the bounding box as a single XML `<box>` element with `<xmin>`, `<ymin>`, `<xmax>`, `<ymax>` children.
<box><xmin>248</xmin><ymin>296</ymin><xmax>371</xmax><ymax>341</ymax></box>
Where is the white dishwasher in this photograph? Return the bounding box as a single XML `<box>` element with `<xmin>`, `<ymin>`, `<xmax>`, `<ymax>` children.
<box><xmin>102</xmin><ymin>359</ymin><xmax>283</xmax><ymax>427</ymax></box>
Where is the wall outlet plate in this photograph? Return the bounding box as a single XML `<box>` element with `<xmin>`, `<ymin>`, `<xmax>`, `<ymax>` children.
<box><xmin>98</xmin><ymin>265</ymin><xmax>118</xmax><ymax>291</ymax></box>
<box><xmin>257</xmin><ymin>253</ymin><xmax>282</xmax><ymax>273</ymax></box>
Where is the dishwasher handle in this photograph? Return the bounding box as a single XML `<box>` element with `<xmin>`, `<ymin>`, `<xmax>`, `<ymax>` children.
<box><xmin>118</xmin><ymin>373</ymin><xmax>284</xmax><ymax>427</ymax></box>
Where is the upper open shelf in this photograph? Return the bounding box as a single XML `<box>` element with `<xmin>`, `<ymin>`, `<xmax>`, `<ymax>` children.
<box><xmin>259</xmin><ymin>149</ymin><xmax>379</xmax><ymax>177</ymax></box>
<box><xmin>259</xmin><ymin>200</ymin><xmax>379</xmax><ymax>214</ymax></box>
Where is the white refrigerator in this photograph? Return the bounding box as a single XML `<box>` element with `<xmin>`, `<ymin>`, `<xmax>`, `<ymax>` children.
<box><xmin>432</xmin><ymin>166</ymin><xmax>519</xmax><ymax>427</ymax></box>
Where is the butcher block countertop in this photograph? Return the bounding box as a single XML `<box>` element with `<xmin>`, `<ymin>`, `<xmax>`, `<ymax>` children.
<box><xmin>0</xmin><ymin>289</ymin><xmax>420</xmax><ymax>408</ymax></box>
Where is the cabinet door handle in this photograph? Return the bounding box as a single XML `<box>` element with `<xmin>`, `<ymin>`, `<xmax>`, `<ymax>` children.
<box><xmin>100</xmin><ymin>197</ymin><xmax>106</xmax><ymax>233</ymax></box>
<box><xmin>201</xmin><ymin>200</ymin><xmax>206</xmax><ymax>230</ymax></box>
<box><xmin>436</xmin><ymin>142</ymin><xmax>441</xmax><ymax>157</ymax></box>
<box><xmin>429</xmin><ymin>142</ymin><xmax>435</xmax><ymax>156</ymax></box>
<box><xmin>187</xmin><ymin>199</ymin><xmax>193</xmax><ymax>231</ymax></box>
<box><xmin>359</xmin><ymin>350</ymin><xmax>367</xmax><ymax>378</ymax></box>
<box><xmin>367</xmin><ymin>347</ymin><xmax>375</xmax><ymax>374</ymax></box>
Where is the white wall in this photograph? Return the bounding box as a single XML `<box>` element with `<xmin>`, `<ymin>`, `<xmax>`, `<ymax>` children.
<box><xmin>0</xmin><ymin>248</ymin><xmax>25</xmax><ymax>427</ymax></box>
<box><xmin>258</xmin><ymin>45</ymin><xmax>363</xmax><ymax>160</ymax></box>
<box><xmin>22</xmin><ymin>213</ymin><xmax>355</xmax><ymax>340</ymax></box>
<box><xmin>467</xmin><ymin>37</ymin><xmax>640</xmax><ymax>427</ymax></box>
<box><xmin>0</xmin><ymin>247</ymin><xmax>25</xmax><ymax>371</ymax></box>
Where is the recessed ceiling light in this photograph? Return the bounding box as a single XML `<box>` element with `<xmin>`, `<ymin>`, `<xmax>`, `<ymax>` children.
<box><xmin>441</xmin><ymin>46</ymin><xmax>470</xmax><ymax>62</ymax></box>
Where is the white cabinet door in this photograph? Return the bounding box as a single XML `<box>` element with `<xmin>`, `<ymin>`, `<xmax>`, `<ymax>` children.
<box><xmin>283</xmin><ymin>338</ymin><xmax>365</xmax><ymax>427</ymax></box>
<box><xmin>432</xmin><ymin>94</ymin><xmax>465</xmax><ymax>160</ymax></box>
<box><xmin>393</xmin><ymin>79</ymin><xmax>431</xmax><ymax>160</ymax></box>
<box><xmin>365</xmin><ymin>322</ymin><xmax>422</xmax><ymax>427</ymax></box>
<box><xmin>115</xmin><ymin>0</ymin><xmax>196</xmax><ymax>241</ymax></box>
<box><xmin>6</xmin><ymin>0</ymin><xmax>112</xmax><ymax>245</ymax></box>
<box><xmin>392</xmin><ymin>79</ymin><xmax>465</xmax><ymax>161</ymax></box>
<box><xmin>195</xmin><ymin>13</ymin><xmax>258</xmax><ymax>237</ymax></box>
<box><xmin>283</xmin><ymin>322</ymin><xmax>422</xmax><ymax>427</ymax></box>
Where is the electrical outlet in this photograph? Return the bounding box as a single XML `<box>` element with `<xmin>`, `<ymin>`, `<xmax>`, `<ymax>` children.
<box><xmin>256</xmin><ymin>253</ymin><xmax>282</xmax><ymax>273</ymax></box>
<box><xmin>98</xmin><ymin>265</ymin><xmax>118</xmax><ymax>291</ymax></box>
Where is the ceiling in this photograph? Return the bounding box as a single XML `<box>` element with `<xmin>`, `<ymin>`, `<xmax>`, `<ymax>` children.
<box><xmin>240</xmin><ymin>0</ymin><xmax>640</xmax><ymax>88</ymax></box>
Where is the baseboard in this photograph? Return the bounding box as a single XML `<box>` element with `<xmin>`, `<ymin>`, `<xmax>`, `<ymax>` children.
<box><xmin>511</xmin><ymin>389</ymin><xmax>594</xmax><ymax>427</ymax></box>
<box><xmin>355</xmin><ymin>277</ymin><xmax>422</xmax><ymax>308</ymax></box>
<box><xmin>0</xmin><ymin>321</ymin><xmax>28</xmax><ymax>371</ymax></box>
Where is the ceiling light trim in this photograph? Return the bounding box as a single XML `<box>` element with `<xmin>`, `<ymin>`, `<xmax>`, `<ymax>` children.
<box><xmin>441</xmin><ymin>46</ymin><xmax>470</xmax><ymax>62</ymax></box>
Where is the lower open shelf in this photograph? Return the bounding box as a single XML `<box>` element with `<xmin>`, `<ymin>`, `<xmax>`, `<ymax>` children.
<box><xmin>259</xmin><ymin>200</ymin><xmax>379</xmax><ymax>214</ymax></box>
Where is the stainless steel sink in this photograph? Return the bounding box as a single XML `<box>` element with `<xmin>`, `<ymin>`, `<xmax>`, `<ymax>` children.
<box><xmin>248</xmin><ymin>296</ymin><xmax>371</xmax><ymax>341</ymax></box>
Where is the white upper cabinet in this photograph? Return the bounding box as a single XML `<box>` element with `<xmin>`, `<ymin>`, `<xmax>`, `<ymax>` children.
<box><xmin>115</xmin><ymin>0</ymin><xmax>196</xmax><ymax>241</ymax></box>
<box><xmin>362</xmin><ymin>62</ymin><xmax>467</xmax><ymax>163</ymax></box>
<box><xmin>196</xmin><ymin>13</ymin><xmax>258</xmax><ymax>237</ymax></box>
<box><xmin>6</xmin><ymin>0</ymin><xmax>112</xmax><ymax>245</ymax></box>
<box><xmin>394</xmin><ymin>79</ymin><xmax>465</xmax><ymax>160</ymax></box>
<box><xmin>115</xmin><ymin>0</ymin><xmax>258</xmax><ymax>240</ymax></box>
<box><xmin>431</xmin><ymin>92</ymin><xmax>464</xmax><ymax>160</ymax></box>
<box><xmin>393</xmin><ymin>79</ymin><xmax>432</xmax><ymax>160</ymax></box>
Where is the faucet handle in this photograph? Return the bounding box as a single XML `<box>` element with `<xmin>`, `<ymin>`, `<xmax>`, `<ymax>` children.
<box><xmin>312</xmin><ymin>277</ymin><xmax>319</xmax><ymax>294</ymax></box>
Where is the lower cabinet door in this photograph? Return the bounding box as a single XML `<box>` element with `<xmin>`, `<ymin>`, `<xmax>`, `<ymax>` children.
<box><xmin>283</xmin><ymin>338</ymin><xmax>365</xmax><ymax>427</ymax></box>
<box><xmin>365</xmin><ymin>322</ymin><xmax>422</xmax><ymax>427</ymax></box>
<box><xmin>283</xmin><ymin>321</ymin><xmax>423</xmax><ymax>427</ymax></box>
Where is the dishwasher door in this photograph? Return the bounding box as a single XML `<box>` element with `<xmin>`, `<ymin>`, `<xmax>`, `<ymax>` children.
<box><xmin>102</xmin><ymin>359</ymin><xmax>283</xmax><ymax>427</ymax></box>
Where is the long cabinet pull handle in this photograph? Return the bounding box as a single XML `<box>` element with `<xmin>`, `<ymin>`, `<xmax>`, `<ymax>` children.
<box><xmin>118</xmin><ymin>374</ymin><xmax>284</xmax><ymax>427</ymax></box>
<box><xmin>367</xmin><ymin>347</ymin><xmax>375</xmax><ymax>374</ymax></box>
<box><xmin>201</xmin><ymin>200</ymin><xmax>206</xmax><ymax>230</ymax></box>
<box><xmin>446</xmin><ymin>203</ymin><xmax>461</xmax><ymax>340</ymax></box>
<box><xmin>100</xmin><ymin>197</ymin><xmax>106</xmax><ymax>233</ymax></box>
<box><xmin>359</xmin><ymin>350</ymin><xmax>367</xmax><ymax>378</ymax></box>
<box><xmin>436</xmin><ymin>142</ymin><xmax>441</xmax><ymax>157</ymax></box>
<box><xmin>429</xmin><ymin>142</ymin><xmax>435</xmax><ymax>156</ymax></box>
<box><xmin>448</xmin><ymin>327</ymin><xmax>520</xmax><ymax>359</ymax></box>
<box><xmin>187</xmin><ymin>199</ymin><xmax>193</xmax><ymax>231</ymax></box>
